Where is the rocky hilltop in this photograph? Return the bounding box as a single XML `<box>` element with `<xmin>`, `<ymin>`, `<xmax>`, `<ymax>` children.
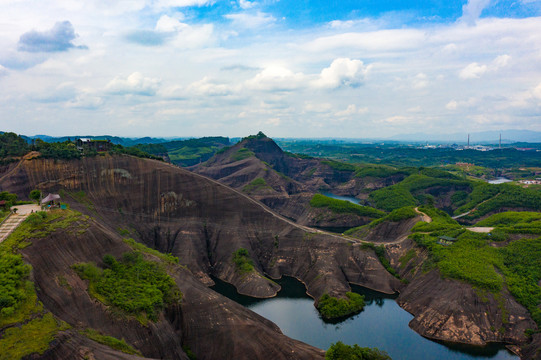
<box><xmin>1</xmin><ymin>152</ymin><xmax>539</xmax><ymax>359</ymax></box>
<box><xmin>0</xmin><ymin>154</ymin><xmax>400</xmax><ymax>359</ymax></box>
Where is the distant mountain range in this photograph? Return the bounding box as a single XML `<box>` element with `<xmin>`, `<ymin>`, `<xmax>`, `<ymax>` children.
<box><xmin>387</xmin><ymin>130</ymin><xmax>541</xmax><ymax>144</ymax></box>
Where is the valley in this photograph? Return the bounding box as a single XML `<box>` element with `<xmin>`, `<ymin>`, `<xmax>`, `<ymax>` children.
<box><xmin>0</xmin><ymin>132</ymin><xmax>540</xmax><ymax>359</ymax></box>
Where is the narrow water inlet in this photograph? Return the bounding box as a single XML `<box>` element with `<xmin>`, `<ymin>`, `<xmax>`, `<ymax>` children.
<box><xmin>211</xmin><ymin>276</ymin><xmax>518</xmax><ymax>360</ymax></box>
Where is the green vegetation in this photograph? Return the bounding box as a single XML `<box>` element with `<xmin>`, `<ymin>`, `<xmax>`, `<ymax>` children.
<box><xmin>0</xmin><ymin>132</ymin><xmax>30</xmax><ymax>158</ymax></box>
<box><xmin>73</xmin><ymin>252</ymin><xmax>181</xmax><ymax>322</ymax></box>
<box><xmin>369</xmin><ymin>185</ymin><xmax>417</xmax><ymax>212</ymax></box>
<box><xmin>276</xmin><ymin>139</ymin><xmax>541</xmax><ymax>168</ymax></box>
<box><xmin>412</xmin><ymin>225</ymin><xmax>541</xmax><ymax>326</ymax></box>
<box><xmin>0</xmin><ymin>312</ymin><xmax>70</xmax><ymax>360</ymax></box>
<box><xmin>475</xmin><ymin>211</ymin><xmax>541</xmax><ymax>235</ymax></box>
<box><xmin>242</xmin><ymin>131</ymin><xmax>268</xmax><ymax>141</ymax></box>
<box><xmin>354</xmin><ymin>165</ymin><xmax>409</xmax><ymax>179</ymax></box>
<box><xmin>309</xmin><ymin>194</ymin><xmax>385</xmax><ymax>218</ymax></box>
<box><xmin>317</xmin><ymin>292</ymin><xmax>365</xmax><ymax>319</ymax></box>
<box><xmin>359</xmin><ymin>243</ymin><xmax>400</xmax><ymax>278</ymax></box>
<box><xmin>230</xmin><ymin>148</ymin><xmax>255</xmax><ymax>162</ymax></box>
<box><xmin>326</xmin><ymin>341</ymin><xmax>391</xmax><ymax>360</ymax></box>
<box><xmin>368</xmin><ymin>206</ymin><xmax>417</xmax><ymax>228</ymax></box>
<box><xmin>243</xmin><ymin>178</ymin><xmax>273</xmax><ymax>193</ymax></box>
<box><xmin>34</xmin><ymin>139</ymin><xmax>81</xmax><ymax>159</ymax></box>
<box><xmin>411</xmin><ymin>206</ymin><xmax>461</xmax><ymax>232</ymax></box>
<box><xmin>321</xmin><ymin>160</ymin><xmax>357</xmax><ymax>172</ymax></box>
<box><xmin>1</xmin><ymin>210</ymin><xmax>84</xmax><ymax>326</ymax></box>
<box><xmin>81</xmin><ymin>328</ymin><xmax>141</xmax><ymax>355</ymax></box>
<box><xmin>399</xmin><ymin>249</ymin><xmax>417</xmax><ymax>269</ymax></box>
<box><xmin>232</xmin><ymin>248</ymin><xmax>254</xmax><ymax>274</ymax></box>
<box><xmin>501</xmin><ymin>238</ymin><xmax>541</xmax><ymax>325</ymax></box>
<box><xmin>0</xmin><ymin>191</ymin><xmax>18</xmax><ymax>210</ymax></box>
<box><xmin>123</xmin><ymin>238</ymin><xmax>179</xmax><ymax>264</ymax></box>
<box><xmin>455</xmin><ymin>183</ymin><xmax>541</xmax><ymax>219</ymax></box>
<box><xmin>29</xmin><ymin>189</ymin><xmax>41</xmax><ymax>203</ymax></box>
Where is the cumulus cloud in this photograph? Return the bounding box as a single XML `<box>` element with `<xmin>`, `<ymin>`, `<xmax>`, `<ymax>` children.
<box><xmin>67</xmin><ymin>93</ymin><xmax>104</xmax><ymax>109</ymax></box>
<box><xmin>412</xmin><ymin>73</ymin><xmax>428</xmax><ymax>89</ymax></box>
<box><xmin>459</xmin><ymin>62</ymin><xmax>487</xmax><ymax>79</ymax></box>
<box><xmin>239</xmin><ymin>0</ymin><xmax>256</xmax><ymax>9</ymax></box>
<box><xmin>303</xmin><ymin>29</ymin><xmax>424</xmax><ymax>53</ymax></box>
<box><xmin>446</xmin><ymin>97</ymin><xmax>478</xmax><ymax>110</ymax></box>
<box><xmin>0</xmin><ymin>64</ymin><xmax>8</xmax><ymax>77</ymax></box>
<box><xmin>154</xmin><ymin>0</ymin><xmax>214</xmax><ymax>8</ymax></box>
<box><xmin>460</xmin><ymin>0</ymin><xmax>492</xmax><ymax>25</ymax></box>
<box><xmin>459</xmin><ymin>54</ymin><xmax>511</xmax><ymax>79</ymax></box>
<box><xmin>17</xmin><ymin>21</ymin><xmax>86</xmax><ymax>52</ymax></box>
<box><xmin>314</xmin><ymin>58</ymin><xmax>371</xmax><ymax>89</ymax></box>
<box><xmin>125</xmin><ymin>15</ymin><xmax>213</xmax><ymax>48</ymax></box>
<box><xmin>335</xmin><ymin>104</ymin><xmax>368</xmax><ymax>117</ymax></box>
<box><xmin>187</xmin><ymin>76</ymin><xmax>235</xmax><ymax>96</ymax></box>
<box><xmin>224</xmin><ymin>12</ymin><xmax>276</xmax><ymax>28</ymax></box>
<box><xmin>106</xmin><ymin>72</ymin><xmax>160</xmax><ymax>96</ymax></box>
<box><xmin>246</xmin><ymin>66</ymin><xmax>306</xmax><ymax>91</ymax></box>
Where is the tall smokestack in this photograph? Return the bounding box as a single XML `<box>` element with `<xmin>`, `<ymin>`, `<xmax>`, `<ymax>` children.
<box><xmin>467</xmin><ymin>134</ymin><xmax>470</xmax><ymax>147</ymax></box>
<box><xmin>499</xmin><ymin>133</ymin><xmax>501</xmax><ymax>149</ymax></box>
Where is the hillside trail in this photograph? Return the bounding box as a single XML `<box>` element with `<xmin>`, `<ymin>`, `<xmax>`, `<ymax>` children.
<box><xmin>452</xmin><ymin>193</ymin><xmax>501</xmax><ymax>220</ymax></box>
<box><xmin>0</xmin><ymin>204</ymin><xmax>41</xmax><ymax>243</ymax></box>
<box><xmin>0</xmin><ymin>152</ymin><xmax>40</xmax><ymax>184</ymax></box>
<box><xmin>159</xmin><ymin>159</ymin><xmax>422</xmax><ymax>246</ymax></box>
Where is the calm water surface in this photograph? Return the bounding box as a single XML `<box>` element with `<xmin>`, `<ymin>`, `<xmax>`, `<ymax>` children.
<box><xmin>320</xmin><ymin>192</ymin><xmax>361</xmax><ymax>204</ymax></box>
<box><xmin>211</xmin><ymin>276</ymin><xmax>518</xmax><ymax>360</ymax></box>
<box><xmin>487</xmin><ymin>177</ymin><xmax>512</xmax><ymax>184</ymax></box>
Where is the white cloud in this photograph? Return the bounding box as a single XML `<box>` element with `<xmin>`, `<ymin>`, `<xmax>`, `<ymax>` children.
<box><xmin>187</xmin><ymin>76</ymin><xmax>235</xmax><ymax>96</ymax></box>
<box><xmin>335</xmin><ymin>104</ymin><xmax>368</xmax><ymax>117</ymax></box>
<box><xmin>460</xmin><ymin>0</ymin><xmax>492</xmax><ymax>25</ymax></box>
<box><xmin>446</xmin><ymin>100</ymin><xmax>458</xmax><ymax>110</ymax></box>
<box><xmin>459</xmin><ymin>54</ymin><xmax>511</xmax><ymax>79</ymax></box>
<box><xmin>304</xmin><ymin>102</ymin><xmax>332</xmax><ymax>113</ymax></box>
<box><xmin>224</xmin><ymin>12</ymin><xmax>275</xmax><ymax>28</ymax></box>
<box><xmin>0</xmin><ymin>64</ymin><xmax>7</xmax><ymax>76</ymax></box>
<box><xmin>446</xmin><ymin>97</ymin><xmax>478</xmax><ymax>110</ymax></box>
<box><xmin>239</xmin><ymin>0</ymin><xmax>256</xmax><ymax>9</ymax></box>
<box><xmin>66</xmin><ymin>93</ymin><xmax>103</xmax><ymax>109</ymax></box>
<box><xmin>412</xmin><ymin>73</ymin><xmax>428</xmax><ymax>89</ymax></box>
<box><xmin>303</xmin><ymin>29</ymin><xmax>425</xmax><ymax>52</ymax></box>
<box><xmin>246</xmin><ymin>65</ymin><xmax>306</xmax><ymax>91</ymax></box>
<box><xmin>314</xmin><ymin>58</ymin><xmax>371</xmax><ymax>89</ymax></box>
<box><xmin>459</xmin><ymin>62</ymin><xmax>487</xmax><ymax>79</ymax></box>
<box><xmin>105</xmin><ymin>72</ymin><xmax>160</xmax><ymax>96</ymax></box>
<box><xmin>154</xmin><ymin>0</ymin><xmax>213</xmax><ymax>9</ymax></box>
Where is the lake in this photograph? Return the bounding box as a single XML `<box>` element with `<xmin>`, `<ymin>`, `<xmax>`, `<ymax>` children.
<box><xmin>487</xmin><ymin>178</ymin><xmax>512</xmax><ymax>184</ymax></box>
<box><xmin>320</xmin><ymin>192</ymin><xmax>361</xmax><ymax>204</ymax></box>
<box><xmin>211</xmin><ymin>276</ymin><xmax>518</xmax><ymax>360</ymax></box>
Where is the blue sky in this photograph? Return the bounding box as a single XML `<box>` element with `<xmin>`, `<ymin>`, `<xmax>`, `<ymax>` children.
<box><xmin>1</xmin><ymin>0</ymin><xmax>541</xmax><ymax>138</ymax></box>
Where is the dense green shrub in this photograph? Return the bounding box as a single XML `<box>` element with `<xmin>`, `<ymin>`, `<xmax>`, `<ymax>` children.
<box><xmin>0</xmin><ymin>132</ymin><xmax>30</xmax><ymax>157</ymax></box>
<box><xmin>326</xmin><ymin>341</ymin><xmax>391</xmax><ymax>360</ymax></box>
<box><xmin>232</xmin><ymin>248</ymin><xmax>254</xmax><ymax>274</ymax></box>
<box><xmin>369</xmin><ymin>186</ymin><xmax>417</xmax><ymax>212</ymax></box>
<box><xmin>321</xmin><ymin>160</ymin><xmax>357</xmax><ymax>172</ymax></box>
<box><xmin>354</xmin><ymin>165</ymin><xmax>408</xmax><ymax>179</ymax></box>
<box><xmin>243</xmin><ymin>178</ymin><xmax>272</xmax><ymax>193</ymax></box>
<box><xmin>317</xmin><ymin>292</ymin><xmax>365</xmax><ymax>319</ymax></box>
<box><xmin>310</xmin><ymin>194</ymin><xmax>385</xmax><ymax>218</ymax></box>
<box><xmin>411</xmin><ymin>206</ymin><xmax>461</xmax><ymax>232</ymax></box>
<box><xmin>73</xmin><ymin>252</ymin><xmax>181</xmax><ymax>321</ymax></box>
<box><xmin>230</xmin><ymin>148</ymin><xmax>255</xmax><ymax>161</ymax></box>
<box><xmin>81</xmin><ymin>328</ymin><xmax>141</xmax><ymax>355</ymax></box>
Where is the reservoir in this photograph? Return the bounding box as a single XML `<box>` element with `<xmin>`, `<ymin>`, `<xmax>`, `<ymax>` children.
<box><xmin>211</xmin><ymin>276</ymin><xmax>518</xmax><ymax>360</ymax></box>
<box><xmin>320</xmin><ymin>192</ymin><xmax>361</xmax><ymax>204</ymax></box>
<box><xmin>488</xmin><ymin>177</ymin><xmax>512</xmax><ymax>184</ymax></box>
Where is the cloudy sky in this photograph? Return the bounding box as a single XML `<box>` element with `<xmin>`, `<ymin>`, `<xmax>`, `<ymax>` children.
<box><xmin>1</xmin><ymin>0</ymin><xmax>541</xmax><ymax>138</ymax></box>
